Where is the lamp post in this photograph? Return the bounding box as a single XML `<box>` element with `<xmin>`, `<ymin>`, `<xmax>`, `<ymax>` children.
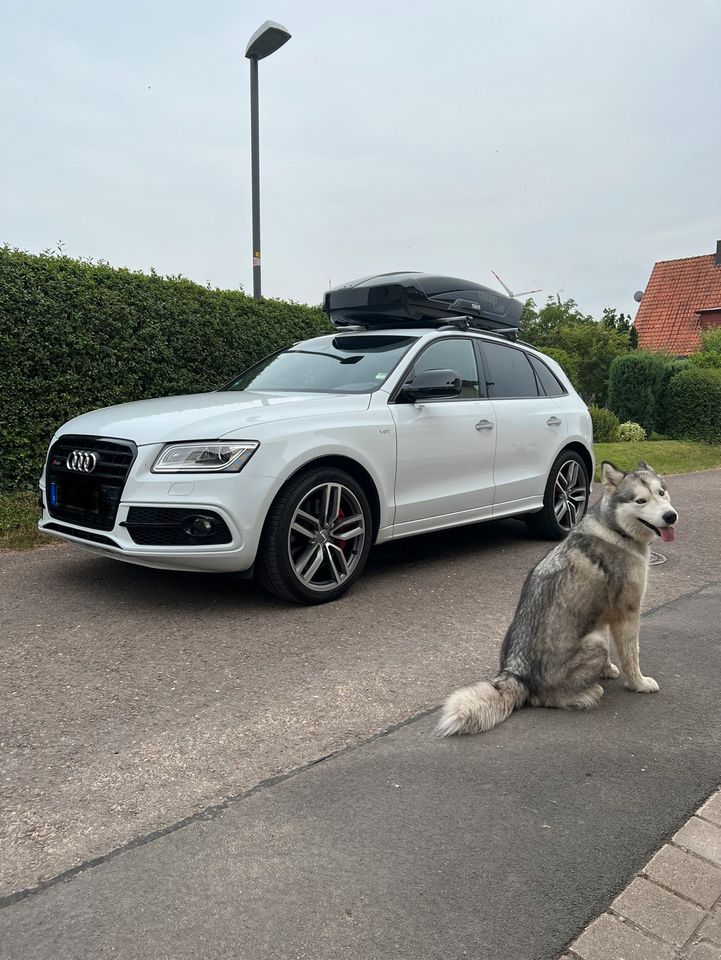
<box><xmin>245</xmin><ymin>20</ymin><xmax>291</xmax><ymax>299</ymax></box>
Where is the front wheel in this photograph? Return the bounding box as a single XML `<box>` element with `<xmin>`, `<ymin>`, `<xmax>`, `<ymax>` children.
<box><xmin>257</xmin><ymin>467</ymin><xmax>373</xmax><ymax>603</ymax></box>
<box><xmin>525</xmin><ymin>451</ymin><xmax>589</xmax><ymax>540</ymax></box>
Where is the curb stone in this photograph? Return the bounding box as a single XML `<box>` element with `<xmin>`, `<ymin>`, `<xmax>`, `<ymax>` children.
<box><xmin>566</xmin><ymin>789</ymin><xmax>721</xmax><ymax>960</ymax></box>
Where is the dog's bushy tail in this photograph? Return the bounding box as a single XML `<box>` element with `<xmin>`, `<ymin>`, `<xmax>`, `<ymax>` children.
<box><xmin>435</xmin><ymin>672</ymin><xmax>528</xmax><ymax>737</ymax></box>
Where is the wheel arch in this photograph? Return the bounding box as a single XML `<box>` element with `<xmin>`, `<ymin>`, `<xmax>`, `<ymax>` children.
<box><xmin>266</xmin><ymin>455</ymin><xmax>382</xmax><ymax>541</ymax></box>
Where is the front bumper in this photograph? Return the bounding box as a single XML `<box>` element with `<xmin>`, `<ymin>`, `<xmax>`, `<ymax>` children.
<box><xmin>39</xmin><ymin>440</ymin><xmax>278</xmax><ymax>574</ymax></box>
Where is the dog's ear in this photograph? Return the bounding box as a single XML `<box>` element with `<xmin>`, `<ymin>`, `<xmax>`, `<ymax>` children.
<box><xmin>601</xmin><ymin>461</ymin><xmax>625</xmax><ymax>488</ymax></box>
<box><xmin>637</xmin><ymin>460</ymin><xmax>651</xmax><ymax>472</ymax></box>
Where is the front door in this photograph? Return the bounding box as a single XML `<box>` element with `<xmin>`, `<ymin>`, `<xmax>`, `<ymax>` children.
<box><xmin>390</xmin><ymin>337</ymin><xmax>496</xmax><ymax>535</ymax></box>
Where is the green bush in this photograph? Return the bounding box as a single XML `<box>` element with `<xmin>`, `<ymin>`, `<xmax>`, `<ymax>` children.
<box><xmin>664</xmin><ymin>367</ymin><xmax>721</xmax><ymax>444</ymax></box>
<box><xmin>0</xmin><ymin>247</ymin><xmax>331</xmax><ymax>491</ymax></box>
<box><xmin>588</xmin><ymin>406</ymin><xmax>620</xmax><ymax>442</ymax></box>
<box><xmin>689</xmin><ymin>351</ymin><xmax>721</xmax><ymax>370</ymax></box>
<box><xmin>617</xmin><ymin>421</ymin><xmax>646</xmax><ymax>442</ymax></box>
<box><xmin>700</xmin><ymin>327</ymin><xmax>721</xmax><ymax>354</ymax></box>
<box><xmin>606</xmin><ymin>351</ymin><xmax>682</xmax><ymax>435</ymax></box>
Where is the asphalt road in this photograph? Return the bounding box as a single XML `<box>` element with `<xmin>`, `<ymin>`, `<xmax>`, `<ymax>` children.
<box><xmin>1</xmin><ymin>469</ymin><xmax>719</xmax><ymax>956</ymax></box>
<box><xmin>2</xmin><ymin>582</ymin><xmax>721</xmax><ymax>960</ymax></box>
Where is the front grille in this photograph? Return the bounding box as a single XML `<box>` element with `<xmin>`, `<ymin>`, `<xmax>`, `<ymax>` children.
<box><xmin>44</xmin><ymin>522</ymin><xmax>120</xmax><ymax>547</ymax></box>
<box><xmin>123</xmin><ymin>507</ymin><xmax>232</xmax><ymax>546</ymax></box>
<box><xmin>45</xmin><ymin>435</ymin><xmax>137</xmax><ymax>531</ymax></box>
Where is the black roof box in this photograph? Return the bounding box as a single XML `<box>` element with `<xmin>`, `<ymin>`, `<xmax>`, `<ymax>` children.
<box><xmin>323</xmin><ymin>272</ymin><xmax>523</xmax><ymax>335</ymax></box>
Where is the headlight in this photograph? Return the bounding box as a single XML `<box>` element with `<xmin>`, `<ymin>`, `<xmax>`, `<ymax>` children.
<box><xmin>152</xmin><ymin>441</ymin><xmax>259</xmax><ymax>473</ymax></box>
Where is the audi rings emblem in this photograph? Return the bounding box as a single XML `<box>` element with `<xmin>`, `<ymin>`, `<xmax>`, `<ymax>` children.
<box><xmin>66</xmin><ymin>450</ymin><xmax>98</xmax><ymax>473</ymax></box>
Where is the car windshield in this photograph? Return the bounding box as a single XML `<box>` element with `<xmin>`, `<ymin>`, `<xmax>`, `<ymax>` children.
<box><xmin>221</xmin><ymin>334</ymin><xmax>418</xmax><ymax>394</ymax></box>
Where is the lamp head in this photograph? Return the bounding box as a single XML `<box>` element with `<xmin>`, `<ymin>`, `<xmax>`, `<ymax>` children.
<box><xmin>245</xmin><ymin>21</ymin><xmax>291</xmax><ymax>60</ymax></box>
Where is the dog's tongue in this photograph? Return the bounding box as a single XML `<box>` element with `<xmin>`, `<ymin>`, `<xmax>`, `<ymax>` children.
<box><xmin>660</xmin><ymin>527</ymin><xmax>676</xmax><ymax>543</ymax></box>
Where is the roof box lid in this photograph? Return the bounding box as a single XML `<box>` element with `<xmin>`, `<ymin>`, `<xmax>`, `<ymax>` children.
<box><xmin>323</xmin><ymin>272</ymin><xmax>523</xmax><ymax>332</ymax></box>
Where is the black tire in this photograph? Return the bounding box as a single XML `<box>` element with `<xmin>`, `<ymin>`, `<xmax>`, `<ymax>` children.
<box><xmin>256</xmin><ymin>467</ymin><xmax>374</xmax><ymax>604</ymax></box>
<box><xmin>525</xmin><ymin>450</ymin><xmax>590</xmax><ymax>540</ymax></box>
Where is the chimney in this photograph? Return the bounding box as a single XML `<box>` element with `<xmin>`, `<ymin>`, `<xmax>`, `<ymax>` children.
<box><xmin>716</xmin><ymin>240</ymin><xmax>721</xmax><ymax>267</ymax></box>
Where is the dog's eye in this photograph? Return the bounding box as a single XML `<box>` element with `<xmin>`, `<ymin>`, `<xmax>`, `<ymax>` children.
<box><xmin>659</xmin><ymin>489</ymin><xmax>666</xmax><ymax>497</ymax></box>
<box><xmin>635</xmin><ymin>498</ymin><xmax>647</xmax><ymax>504</ymax></box>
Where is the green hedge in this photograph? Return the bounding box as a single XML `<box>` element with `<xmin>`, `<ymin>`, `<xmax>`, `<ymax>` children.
<box><xmin>606</xmin><ymin>351</ymin><xmax>684</xmax><ymax>436</ymax></box>
<box><xmin>588</xmin><ymin>406</ymin><xmax>620</xmax><ymax>442</ymax></box>
<box><xmin>664</xmin><ymin>367</ymin><xmax>721</xmax><ymax>444</ymax></box>
<box><xmin>0</xmin><ymin>247</ymin><xmax>331</xmax><ymax>491</ymax></box>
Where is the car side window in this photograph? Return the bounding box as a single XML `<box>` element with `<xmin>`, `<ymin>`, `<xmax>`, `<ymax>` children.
<box><xmin>481</xmin><ymin>342</ymin><xmax>540</xmax><ymax>399</ymax></box>
<box><xmin>406</xmin><ymin>338</ymin><xmax>481</xmax><ymax>399</ymax></box>
<box><xmin>528</xmin><ymin>355</ymin><xmax>567</xmax><ymax>397</ymax></box>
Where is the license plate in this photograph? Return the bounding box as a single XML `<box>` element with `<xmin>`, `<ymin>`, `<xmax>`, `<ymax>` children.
<box><xmin>53</xmin><ymin>478</ymin><xmax>101</xmax><ymax>516</ymax></box>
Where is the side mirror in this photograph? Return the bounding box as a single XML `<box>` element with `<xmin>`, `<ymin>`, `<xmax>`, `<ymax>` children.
<box><xmin>401</xmin><ymin>369</ymin><xmax>462</xmax><ymax>402</ymax></box>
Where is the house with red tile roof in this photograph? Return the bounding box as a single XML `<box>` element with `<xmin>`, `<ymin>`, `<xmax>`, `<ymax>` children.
<box><xmin>633</xmin><ymin>241</ymin><xmax>721</xmax><ymax>355</ymax></box>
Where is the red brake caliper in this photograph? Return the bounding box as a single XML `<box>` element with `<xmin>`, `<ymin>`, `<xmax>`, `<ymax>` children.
<box><xmin>334</xmin><ymin>505</ymin><xmax>349</xmax><ymax>552</ymax></box>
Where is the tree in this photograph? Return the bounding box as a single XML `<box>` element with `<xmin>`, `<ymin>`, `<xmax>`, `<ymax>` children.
<box><xmin>520</xmin><ymin>296</ymin><xmax>633</xmax><ymax>406</ymax></box>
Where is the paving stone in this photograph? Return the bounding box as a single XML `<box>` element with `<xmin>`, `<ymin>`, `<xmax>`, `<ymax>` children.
<box><xmin>698</xmin><ymin>906</ymin><xmax>721</xmax><ymax>945</ymax></box>
<box><xmin>699</xmin><ymin>792</ymin><xmax>721</xmax><ymax>829</ymax></box>
<box><xmin>612</xmin><ymin>876</ymin><xmax>705</xmax><ymax>948</ymax></box>
<box><xmin>685</xmin><ymin>942</ymin><xmax>721</xmax><ymax>960</ymax></box>
<box><xmin>571</xmin><ymin>912</ymin><xmax>676</xmax><ymax>960</ymax></box>
<box><xmin>674</xmin><ymin>818</ymin><xmax>721</xmax><ymax>867</ymax></box>
<box><xmin>644</xmin><ymin>843</ymin><xmax>721</xmax><ymax>908</ymax></box>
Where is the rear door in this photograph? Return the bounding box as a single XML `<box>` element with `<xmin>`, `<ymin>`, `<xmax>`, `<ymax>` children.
<box><xmin>390</xmin><ymin>337</ymin><xmax>496</xmax><ymax>535</ymax></box>
<box><xmin>477</xmin><ymin>340</ymin><xmax>565</xmax><ymax>514</ymax></box>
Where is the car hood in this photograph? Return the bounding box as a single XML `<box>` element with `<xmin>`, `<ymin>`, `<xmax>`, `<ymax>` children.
<box><xmin>57</xmin><ymin>391</ymin><xmax>373</xmax><ymax>445</ymax></box>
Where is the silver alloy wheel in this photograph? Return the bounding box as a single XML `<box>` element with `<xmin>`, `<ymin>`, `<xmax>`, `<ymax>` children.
<box><xmin>553</xmin><ymin>459</ymin><xmax>587</xmax><ymax>531</ymax></box>
<box><xmin>287</xmin><ymin>482</ymin><xmax>367</xmax><ymax>592</ymax></box>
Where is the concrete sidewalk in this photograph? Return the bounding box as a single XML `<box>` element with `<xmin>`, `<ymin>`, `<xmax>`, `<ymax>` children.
<box><xmin>2</xmin><ymin>581</ymin><xmax>720</xmax><ymax>960</ymax></box>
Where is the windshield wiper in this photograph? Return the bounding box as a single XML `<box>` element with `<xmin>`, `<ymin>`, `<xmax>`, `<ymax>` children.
<box><xmin>289</xmin><ymin>350</ymin><xmax>363</xmax><ymax>364</ymax></box>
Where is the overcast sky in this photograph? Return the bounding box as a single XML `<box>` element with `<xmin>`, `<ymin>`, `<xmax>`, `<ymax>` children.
<box><xmin>2</xmin><ymin>0</ymin><xmax>720</xmax><ymax>317</ymax></box>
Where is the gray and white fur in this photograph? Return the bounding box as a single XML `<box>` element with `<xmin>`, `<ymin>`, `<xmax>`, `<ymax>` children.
<box><xmin>436</xmin><ymin>461</ymin><xmax>678</xmax><ymax>736</ymax></box>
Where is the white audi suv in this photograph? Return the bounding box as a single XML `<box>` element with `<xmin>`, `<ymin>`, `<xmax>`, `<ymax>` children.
<box><xmin>38</xmin><ymin>273</ymin><xmax>593</xmax><ymax>603</ymax></box>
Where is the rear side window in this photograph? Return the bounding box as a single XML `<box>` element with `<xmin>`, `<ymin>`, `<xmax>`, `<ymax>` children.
<box><xmin>528</xmin><ymin>355</ymin><xmax>567</xmax><ymax>397</ymax></box>
<box><xmin>481</xmin><ymin>342</ymin><xmax>539</xmax><ymax>399</ymax></box>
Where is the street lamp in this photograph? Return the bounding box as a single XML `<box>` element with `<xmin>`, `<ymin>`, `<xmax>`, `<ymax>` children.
<box><xmin>245</xmin><ymin>20</ymin><xmax>291</xmax><ymax>299</ymax></box>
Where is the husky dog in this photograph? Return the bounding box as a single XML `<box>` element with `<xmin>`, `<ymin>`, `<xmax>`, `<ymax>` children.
<box><xmin>437</xmin><ymin>461</ymin><xmax>678</xmax><ymax>736</ymax></box>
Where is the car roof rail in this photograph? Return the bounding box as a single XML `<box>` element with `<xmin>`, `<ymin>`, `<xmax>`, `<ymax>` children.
<box><xmin>436</xmin><ymin>316</ymin><xmax>520</xmax><ymax>341</ymax></box>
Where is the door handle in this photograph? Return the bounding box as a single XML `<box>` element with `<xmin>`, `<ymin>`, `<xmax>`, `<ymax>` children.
<box><xmin>546</xmin><ymin>416</ymin><xmax>562</xmax><ymax>427</ymax></box>
<box><xmin>475</xmin><ymin>419</ymin><xmax>494</xmax><ymax>431</ymax></box>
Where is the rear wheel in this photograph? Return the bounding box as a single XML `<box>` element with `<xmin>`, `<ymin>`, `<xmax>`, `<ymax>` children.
<box><xmin>525</xmin><ymin>450</ymin><xmax>589</xmax><ymax>540</ymax></box>
<box><xmin>257</xmin><ymin>467</ymin><xmax>373</xmax><ymax>603</ymax></box>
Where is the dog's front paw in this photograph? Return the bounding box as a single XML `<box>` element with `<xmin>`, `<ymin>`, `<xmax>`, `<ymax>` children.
<box><xmin>626</xmin><ymin>675</ymin><xmax>659</xmax><ymax>693</ymax></box>
<box><xmin>602</xmin><ymin>661</ymin><xmax>620</xmax><ymax>679</ymax></box>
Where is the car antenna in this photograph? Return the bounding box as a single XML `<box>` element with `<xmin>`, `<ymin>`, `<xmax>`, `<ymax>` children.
<box><xmin>491</xmin><ymin>270</ymin><xmax>542</xmax><ymax>299</ymax></box>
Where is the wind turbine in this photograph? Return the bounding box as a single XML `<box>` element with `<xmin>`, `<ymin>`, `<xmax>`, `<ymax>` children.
<box><xmin>491</xmin><ymin>270</ymin><xmax>542</xmax><ymax>299</ymax></box>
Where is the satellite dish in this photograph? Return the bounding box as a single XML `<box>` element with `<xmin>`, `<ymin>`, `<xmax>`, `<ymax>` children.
<box><xmin>633</xmin><ymin>290</ymin><xmax>644</xmax><ymax>303</ymax></box>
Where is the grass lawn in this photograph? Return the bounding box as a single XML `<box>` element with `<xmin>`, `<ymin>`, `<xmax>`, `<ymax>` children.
<box><xmin>592</xmin><ymin>439</ymin><xmax>721</xmax><ymax>482</ymax></box>
<box><xmin>2</xmin><ymin>439</ymin><xmax>721</xmax><ymax>551</ymax></box>
<box><xmin>0</xmin><ymin>490</ymin><xmax>56</xmax><ymax>551</ymax></box>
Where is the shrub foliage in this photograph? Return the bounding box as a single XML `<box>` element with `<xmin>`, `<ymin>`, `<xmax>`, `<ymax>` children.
<box><xmin>617</xmin><ymin>421</ymin><xmax>646</xmax><ymax>442</ymax></box>
<box><xmin>0</xmin><ymin>247</ymin><xmax>331</xmax><ymax>490</ymax></box>
<box><xmin>664</xmin><ymin>367</ymin><xmax>721</xmax><ymax>444</ymax></box>
<box><xmin>606</xmin><ymin>351</ymin><xmax>685</xmax><ymax>436</ymax></box>
<box><xmin>588</xmin><ymin>406</ymin><xmax>620</xmax><ymax>442</ymax></box>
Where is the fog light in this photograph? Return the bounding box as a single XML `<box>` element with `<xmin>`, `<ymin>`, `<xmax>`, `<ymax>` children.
<box><xmin>182</xmin><ymin>515</ymin><xmax>216</xmax><ymax>538</ymax></box>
